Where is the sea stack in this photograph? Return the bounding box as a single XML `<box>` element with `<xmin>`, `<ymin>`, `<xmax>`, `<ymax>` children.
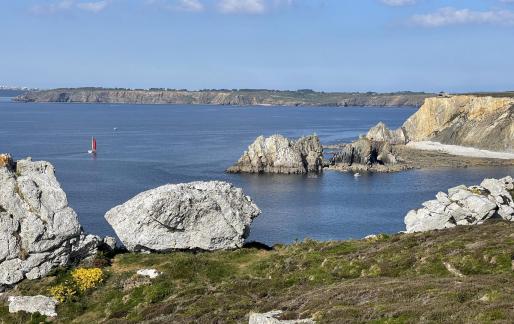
<box><xmin>227</xmin><ymin>134</ymin><xmax>323</xmax><ymax>174</ymax></box>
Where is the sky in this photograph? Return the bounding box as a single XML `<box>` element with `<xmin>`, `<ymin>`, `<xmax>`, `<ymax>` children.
<box><xmin>1</xmin><ymin>0</ymin><xmax>514</xmax><ymax>92</ymax></box>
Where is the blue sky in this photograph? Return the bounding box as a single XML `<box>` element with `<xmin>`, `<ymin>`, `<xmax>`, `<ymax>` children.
<box><xmin>1</xmin><ymin>0</ymin><xmax>514</xmax><ymax>92</ymax></box>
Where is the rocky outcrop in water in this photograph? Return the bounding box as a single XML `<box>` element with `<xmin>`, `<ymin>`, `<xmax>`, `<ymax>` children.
<box><xmin>227</xmin><ymin>135</ymin><xmax>323</xmax><ymax>174</ymax></box>
<box><xmin>329</xmin><ymin>138</ymin><xmax>401</xmax><ymax>172</ymax></box>
<box><xmin>403</xmin><ymin>96</ymin><xmax>514</xmax><ymax>152</ymax></box>
<box><xmin>14</xmin><ymin>88</ymin><xmax>433</xmax><ymax>107</ymax></box>
<box><xmin>104</xmin><ymin>181</ymin><xmax>261</xmax><ymax>252</ymax></box>
<box><xmin>0</xmin><ymin>154</ymin><xmax>100</xmax><ymax>290</ymax></box>
<box><xmin>366</xmin><ymin>122</ymin><xmax>406</xmax><ymax>145</ymax></box>
<box><xmin>405</xmin><ymin>176</ymin><xmax>514</xmax><ymax>233</ymax></box>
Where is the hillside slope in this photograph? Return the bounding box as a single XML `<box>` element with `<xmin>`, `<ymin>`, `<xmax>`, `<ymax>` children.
<box><xmin>3</xmin><ymin>220</ymin><xmax>514</xmax><ymax>323</ymax></box>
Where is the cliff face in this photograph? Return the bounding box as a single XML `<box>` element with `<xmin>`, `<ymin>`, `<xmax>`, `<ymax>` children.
<box><xmin>402</xmin><ymin>96</ymin><xmax>514</xmax><ymax>152</ymax></box>
<box><xmin>14</xmin><ymin>89</ymin><xmax>432</xmax><ymax>107</ymax></box>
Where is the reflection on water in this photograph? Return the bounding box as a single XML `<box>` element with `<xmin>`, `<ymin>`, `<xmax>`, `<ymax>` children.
<box><xmin>0</xmin><ymin>102</ymin><xmax>512</xmax><ymax>245</ymax></box>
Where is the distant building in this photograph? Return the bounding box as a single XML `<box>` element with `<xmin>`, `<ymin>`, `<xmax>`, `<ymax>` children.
<box><xmin>438</xmin><ymin>91</ymin><xmax>450</xmax><ymax>97</ymax></box>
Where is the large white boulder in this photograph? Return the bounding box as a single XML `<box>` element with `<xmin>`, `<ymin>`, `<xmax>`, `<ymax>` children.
<box><xmin>8</xmin><ymin>295</ymin><xmax>58</xmax><ymax>317</ymax></box>
<box><xmin>405</xmin><ymin>176</ymin><xmax>514</xmax><ymax>233</ymax></box>
<box><xmin>105</xmin><ymin>181</ymin><xmax>261</xmax><ymax>252</ymax></box>
<box><xmin>249</xmin><ymin>310</ymin><xmax>315</xmax><ymax>324</ymax></box>
<box><xmin>0</xmin><ymin>154</ymin><xmax>99</xmax><ymax>290</ymax></box>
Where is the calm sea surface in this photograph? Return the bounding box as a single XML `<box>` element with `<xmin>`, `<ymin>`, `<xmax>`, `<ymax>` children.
<box><xmin>1</xmin><ymin>101</ymin><xmax>513</xmax><ymax>245</ymax></box>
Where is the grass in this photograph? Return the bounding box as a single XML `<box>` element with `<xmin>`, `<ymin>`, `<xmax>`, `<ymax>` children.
<box><xmin>3</xmin><ymin>220</ymin><xmax>514</xmax><ymax>323</ymax></box>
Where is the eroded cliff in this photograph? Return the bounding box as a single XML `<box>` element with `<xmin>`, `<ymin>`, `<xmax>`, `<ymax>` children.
<box><xmin>403</xmin><ymin>96</ymin><xmax>514</xmax><ymax>152</ymax></box>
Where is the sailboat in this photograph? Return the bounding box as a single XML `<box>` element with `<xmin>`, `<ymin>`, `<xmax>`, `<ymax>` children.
<box><xmin>88</xmin><ymin>137</ymin><xmax>97</xmax><ymax>154</ymax></box>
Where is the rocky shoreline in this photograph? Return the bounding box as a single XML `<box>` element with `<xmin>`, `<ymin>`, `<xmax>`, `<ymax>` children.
<box><xmin>1</xmin><ymin>151</ymin><xmax>513</xmax><ymax>322</ymax></box>
<box><xmin>226</xmin><ymin>95</ymin><xmax>513</xmax><ymax>174</ymax></box>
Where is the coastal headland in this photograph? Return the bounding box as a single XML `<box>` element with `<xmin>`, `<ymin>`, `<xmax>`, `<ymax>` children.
<box><xmin>14</xmin><ymin>88</ymin><xmax>434</xmax><ymax>107</ymax></box>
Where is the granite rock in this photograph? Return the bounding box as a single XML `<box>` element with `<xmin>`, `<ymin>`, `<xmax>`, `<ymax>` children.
<box><xmin>227</xmin><ymin>135</ymin><xmax>323</xmax><ymax>174</ymax></box>
<box><xmin>0</xmin><ymin>155</ymin><xmax>100</xmax><ymax>289</ymax></box>
<box><xmin>8</xmin><ymin>295</ymin><xmax>58</xmax><ymax>317</ymax></box>
<box><xmin>105</xmin><ymin>181</ymin><xmax>261</xmax><ymax>252</ymax></box>
<box><xmin>405</xmin><ymin>176</ymin><xmax>514</xmax><ymax>232</ymax></box>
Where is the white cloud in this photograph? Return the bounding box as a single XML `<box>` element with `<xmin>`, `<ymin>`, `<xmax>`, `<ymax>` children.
<box><xmin>409</xmin><ymin>7</ymin><xmax>514</xmax><ymax>27</ymax></box>
<box><xmin>174</xmin><ymin>0</ymin><xmax>205</xmax><ymax>12</ymax></box>
<box><xmin>76</xmin><ymin>1</ymin><xmax>109</xmax><ymax>12</ymax></box>
<box><xmin>145</xmin><ymin>0</ymin><xmax>204</xmax><ymax>12</ymax></box>
<box><xmin>30</xmin><ymin>0</ymin><xmax>75</xmax><ymax>14</ymax></box>
<box><xmin>30</xmin><ymin>0</ymin><xmax>110</xmax><ymax>14</ymax></box>
<box><xmin>381</xmin><ymin>0</ymin><xmax>416</xmax><ymax>6</ymax></box>
<box><xmin>218</xmin><ymin>0</ymin><xmax>266</xmax><ymax>14</ymax></box>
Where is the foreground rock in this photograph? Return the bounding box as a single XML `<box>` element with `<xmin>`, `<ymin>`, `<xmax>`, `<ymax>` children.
<box><xmin>0</xmin><ymin>154</ymin><xmax>100</xmax><ymax>290</ymax></box>
<box><xmin>249</xmin><ymin>310</ymin><xmax>315</xmax><ymax>324</ymax></box>
<box><xmin>405</xmin><ymin>176</ymin><xmax>514</xmax><ymax>232</ymax></box>
<box><xmin>105</xmin><ymin>181</ymin><xmax>261</xmax><ymax>252</ymax></box>
<box><xmin>403</xmin><ymin>96</ymin><xmax>514</xmax><ymax>152</ymax></box>
<box><xmin>137</xmin><ymin>269</ymin><xmax>161</xmax><ymax>279</ymax></box>
<box><xmin>8</xmin><ymin>295</ymin><xmax>58</xmax><ymax>317</ymax></box>
<box><xmin>227</xmin><ymin>135</ymin><xmax>323</xmax><ymax>174</ymax></box>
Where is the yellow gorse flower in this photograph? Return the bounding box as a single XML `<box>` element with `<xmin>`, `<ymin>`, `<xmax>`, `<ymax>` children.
<box><xmin>49</xmin><ymin>282</ymin><xmax>76</xmax><ymax>303</ymax></box>
<box><xmin>71</xmin><ymin>268</ymin><xmax>104</xmax><ymax>292</ymax></box>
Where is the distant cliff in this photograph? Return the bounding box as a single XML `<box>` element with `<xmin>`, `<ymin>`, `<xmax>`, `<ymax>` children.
<box><xmin>14</xmin><ymin>88</ymin><xmax>434</xmax><ymax>107</ymax></box>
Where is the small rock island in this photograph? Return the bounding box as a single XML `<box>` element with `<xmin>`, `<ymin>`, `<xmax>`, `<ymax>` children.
<box><xmin>227</xmin><ymin>134</ymin><xmax>324</xmax><ymax>174</ymax></box>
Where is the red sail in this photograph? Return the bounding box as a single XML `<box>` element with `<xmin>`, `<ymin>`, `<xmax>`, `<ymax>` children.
<box><xmin>92</xmin><ymin>137</ymin><xmax>97</xmax><ymax>151</ymax></box>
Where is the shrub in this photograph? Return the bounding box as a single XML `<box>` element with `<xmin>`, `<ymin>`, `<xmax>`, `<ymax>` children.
<box><xmin>71</xmin><ymin>268</ymin><xmax>104</xmax><ymax>292</ymax></box>
<box><xmin>49</xmin><ymin>282</ymin><xmax>76</xmax><ymax>303</ymax></box>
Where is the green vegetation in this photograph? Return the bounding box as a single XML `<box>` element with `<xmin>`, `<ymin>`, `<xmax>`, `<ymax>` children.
<box><xmin>464</xmin><ymin>91</ymin><xmax>514</xmax><ymax>98</ymax></box>
<box><xmin>3</xmin><ymin>221</ymin><xmax>514</xmax><ymax>323</ymax></box>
